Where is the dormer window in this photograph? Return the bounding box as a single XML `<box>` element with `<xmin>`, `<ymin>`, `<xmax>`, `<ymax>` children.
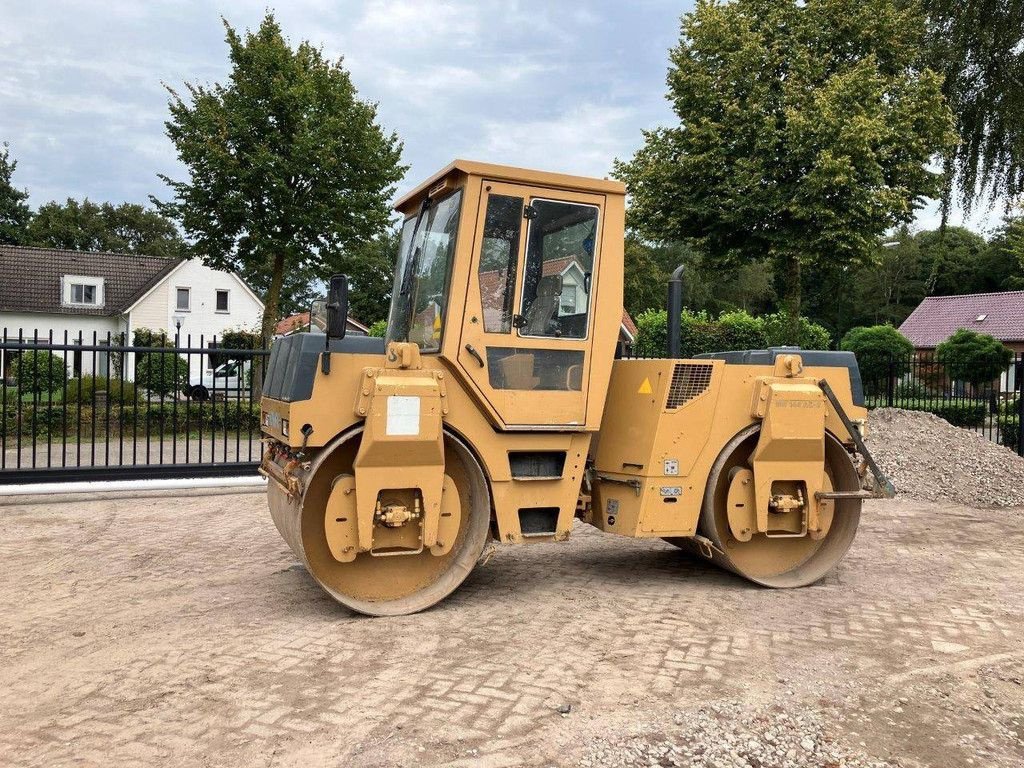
<box><xmin>62</xmin><ymin>275</ymin><xmax>104</xmax><ymax>307</ymax></box>
<box><xmin>72</xmin><ymin>284</ymin><xmax>96</xmax><ymax>305</ymax></box>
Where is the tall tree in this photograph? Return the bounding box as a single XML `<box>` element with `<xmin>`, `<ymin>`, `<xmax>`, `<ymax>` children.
<box><xmin>343</xmin><ymin>226</ymin><xmax>401</xmax><ymax>326</ymax></box>
<box><xmin>156</xmin><ymin>14</ymin><xmax>406</xmax><ymax>347</ymax></box>
<box><xmin>615</xmin><ymin>0</ymin><xmax>955</xmax><ymax>331</ymax></box>
<box><xmin>0</xmin><ymin>143</ymin><xmax>32</xmax><ymax>245</ymax></box>
<box><xmin>26</xmin><ymin>199</ymin><xmax>186</xmax><ymax>257</ymax></box>
<box><xmin>920</xmin><ymin>1</ymin><xmax>1024</xmax><ymax>216</ymax></box>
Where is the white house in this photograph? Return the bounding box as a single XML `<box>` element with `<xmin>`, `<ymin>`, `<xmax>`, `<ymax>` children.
<box><xmin>0</xmin><ymin>245</ymin><xmax>264</xmax><ymax>381</ymax></box>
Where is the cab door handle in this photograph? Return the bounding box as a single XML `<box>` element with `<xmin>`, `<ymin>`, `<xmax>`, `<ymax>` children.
<box><xmin>465</xmin><ymin>344</ymin><xmax>485</xmax><ymax>368</ymax></box>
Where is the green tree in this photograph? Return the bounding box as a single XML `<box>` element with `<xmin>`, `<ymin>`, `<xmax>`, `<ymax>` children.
<box><xmin>345</xmin><ymin>226</ymin><xmax>401</xmax><ymax>325</ymax></box>
<box><xmin>624</xmin><ymin>237</ymin><xmax>775</xmax><ymax>318</ymax></box>
<box><xmin>840</xmin><ymin>325</ymin><xmax>915</xmax><ymax>381</ymax></box>
<box><xmin>136</xmin><ymin>354</ymin><xmax>190</xmax><ymax>397</ymax></box>
<box><xmin>985</xmin><ymin>213</ymin><xmax>1024</xmax><ymax>290</ymax></box>
<box><xmin>937</xmin><ymin>328</ymin><xmax>1014</xmax><ymax>385</ymax></box>
<box><xmin>615</xmin><ymin>0</ymin><xmax>955</xmax><ymax>334</ymax></box>
<box><xmin>26</xmin><ymin>199</ymin><xmax>186</xmax><ymax>258</ymax></box>
<box><xmin>916</xmin><ymin>227</ymin><xmax>990</xmax><ymax>295</ymax></box>
<box><xmin>920</xmin><ymin>1</ymin><xmax>1024</xmax><ymax>216</ymax></box>
<box><xmin>156</xmin><ymin>14</ymin><xmax>406</xmax><ymax>349</ymax></box>
<box><xmin>12</xmin><ymin>350</ymin><xmax>68</xmax><ymax>394</ymax></box>
<box><xmin>367</xmin><ymin>319</ymin><xmax>387</xmax><ymax>338</ymax></box>
<box><xmin>761</xmin><ymin>312</ymin><xmax>832</xmax><ymax>350</ymax></box>
<box><xmin>0</xmin><ymin>143</ymin><xmax>32</xmax><ymax>245</ymax></box>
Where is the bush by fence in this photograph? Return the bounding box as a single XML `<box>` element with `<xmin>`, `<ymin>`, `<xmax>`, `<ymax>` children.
<box><xmin>2</xmin><ymin>400</ymin><xmax>261</xmax><ymax>440</ymax></box>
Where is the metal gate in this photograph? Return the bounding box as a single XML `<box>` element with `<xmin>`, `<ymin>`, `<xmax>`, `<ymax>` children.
<box><xmin>1</xmin><ymin>330</ymin><xmax>270</xmax><ymax>484</ymax></box>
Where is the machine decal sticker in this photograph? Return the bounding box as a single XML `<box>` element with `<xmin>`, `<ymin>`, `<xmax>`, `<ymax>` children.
<box><xmin>637</xmin><ymin>377</ymin><xmax>653</xmax><ymax>395</ymax></box>
<box><xmin>386</xmin><ymin>396</ymin><xmax>420</xmax><ymax>436</ymax></box>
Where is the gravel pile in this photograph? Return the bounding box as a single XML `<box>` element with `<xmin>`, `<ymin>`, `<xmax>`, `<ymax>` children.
<box><xmin>866</xmin><ymin>408</ymin><xmax>1024</xmax><ymax>508</ymax></box>
<box><xmin>578</xmin><ymin>701</ymin><xmax>895</xmax><ymax>767</ymax></box>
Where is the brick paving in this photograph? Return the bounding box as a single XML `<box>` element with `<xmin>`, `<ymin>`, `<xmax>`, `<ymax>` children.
<box><xmin>0</xmin><ymin>494</ymin><xmax>1022</xmax><ymax>766</ymax></box>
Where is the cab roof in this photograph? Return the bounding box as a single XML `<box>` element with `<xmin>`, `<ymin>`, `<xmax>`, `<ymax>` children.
<box><xmin>394</xmin><ymin>159</ymin><xmax>626</xmax><ymax>213</ymax></box>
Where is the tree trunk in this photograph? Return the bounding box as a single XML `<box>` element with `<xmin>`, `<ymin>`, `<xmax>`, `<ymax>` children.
<box><xmin>253</xmin><ymin>251</ymin><xmax>286</xmax><ymax>401</ymax></box>
<box><xmin>781</xmin><ymin>254</ymin><xmax>802</xmax><ymax>346</ymax></box>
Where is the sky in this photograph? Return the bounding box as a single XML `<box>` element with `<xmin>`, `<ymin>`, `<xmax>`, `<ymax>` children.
<box><xmin>0</xmin><ymin>0</ymin><xmax>1002</xmax><ymax>235</ymax></box>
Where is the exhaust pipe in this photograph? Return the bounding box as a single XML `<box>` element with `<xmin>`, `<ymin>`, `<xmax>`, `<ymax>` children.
<box><xmin>667</xmin><ymin>264</ymin><xmax>685</xmax><ymax>358</ymax></box>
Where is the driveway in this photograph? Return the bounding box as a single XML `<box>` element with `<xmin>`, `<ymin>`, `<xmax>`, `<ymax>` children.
<box><xmin>0</xmin><ymin>493</ymin><xmax>1021</xmax><ymax>767</ymax></box>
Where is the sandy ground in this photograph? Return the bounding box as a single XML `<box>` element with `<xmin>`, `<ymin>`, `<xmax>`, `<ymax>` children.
<box><xmin>0</xmin><ymin>493</ymin><xmax>1021</xmax><ymax>767</ymax></box>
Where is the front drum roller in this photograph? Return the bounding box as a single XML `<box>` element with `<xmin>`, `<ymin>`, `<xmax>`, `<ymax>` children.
<box><xmin>268</xmin><ymin>428</ymin><xmax>491</xmax><ymax>616</ymax></box>
<box><xmin>666</xmin><ymin>426</ymin><xmax>862</xmax><ymax>587</ymax></box>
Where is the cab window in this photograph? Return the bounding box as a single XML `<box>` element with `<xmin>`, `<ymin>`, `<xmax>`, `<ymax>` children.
<box><xmin>478</xmin><ymin>195</ymin><xmax>523</xmax><ymax>333</ymax></box>
<box><xmin>518</xmin><ymin>200</ymin><xmax>599</xmax><ymax>339</ymax></box>
<box><xmin>387</xmin><ymin>190</ymin><xmax>463</xmax><ymax>352</ymax></box>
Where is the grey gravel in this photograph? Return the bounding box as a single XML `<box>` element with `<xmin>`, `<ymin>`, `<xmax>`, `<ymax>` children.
<box><xmin>866</xmin><ymin>408</ymin><xmax>1024</xmax><ymax>508</ymax></box>
<box><xmin>578</xmin><ymin>701</ymin><xmax>897</xmax><ymax>767</ymax></box>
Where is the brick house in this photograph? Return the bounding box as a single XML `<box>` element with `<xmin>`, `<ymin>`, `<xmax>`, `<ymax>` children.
<box><xmin>899</xmin><ymin>290</ymin><xmax>1024</xmax><ymax>389</ymax></box>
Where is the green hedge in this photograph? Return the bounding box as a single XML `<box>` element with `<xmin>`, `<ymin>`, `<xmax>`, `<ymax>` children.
<box><xmin>868</xmin><ymin>397</ymin><xmax>987</xmax><ymax>428</ymax></box>
<box><xmin>999</xmin><ymin>415</ymin><xmax>1020</xmax><ymax>452</ymax></box>
<box><xmin>1</xmin><ymin>401</ymin><xmax>261</xmax><ymax>439</ymax></box>
<box><xmin>65</xmin><ymin>376</ymin><xmax>140</xmax><ymax>404</ymax></box>
<box><xmin>634</xmin><ymin>308</ymin><xmax>831</xmax><ymax>358</ymax></box>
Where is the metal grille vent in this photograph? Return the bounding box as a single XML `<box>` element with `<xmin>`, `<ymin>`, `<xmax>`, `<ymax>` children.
<box><xmin>666</xmin><ymin>363</ymin><xmax>714</xmax><ymax>409</ymax></box>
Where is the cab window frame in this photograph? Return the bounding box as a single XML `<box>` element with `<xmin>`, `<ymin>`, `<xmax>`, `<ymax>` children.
<box><xmin>516</xmin><ymin>196</ymin><xmax>601</xmax><ymax>342</ymax></box>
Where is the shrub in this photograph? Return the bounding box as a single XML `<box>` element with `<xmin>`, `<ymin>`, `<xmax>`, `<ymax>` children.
<box><xmin>893</xmin><ymin>380</ymin><xmax>929</xmax><ymax>400</ymax></box>
<box><xmin>718</xmin><ymin>310</ymin><xmax>768</xmax><ymax>351</ymax></box>
<box><xmin>937</xmin><ymin>329</ymin><xmax>1013</xmax><ymax>385</ymax></box>
<box><xmin>65</xmin><ymin>376</ymin><xmax>140</xmax><ymax>404</ymax></box>
<box><xmin>635</xmin><ymin>309</ymin><xmax>669</xmax><ymax>357</ymax></box>
<box><xmin>841</xmin><ymin>325</ymin><xmax>915</xmax><ymax>382</ymax></box>
<box><xmin>761</xmin><ymin>312</ymin><xmax>832</xmax><ymax>350</ymax></box>
<box><xmin>635</xmin><ymin>308</ymin><xmax>831</xmax><ymax>358</ymax></box>
<box><xmin>136</xmin><ymin>354</ymin><xmax>189</xmax><ymax>397</ymax></box>
<box><xmin>878</xmin><ymin>399</ymin><xmax>987</xmax><ymax>428</ymax></box>
<box><xmin>11</xmin><ymin>350</ymin><xmax>68</xmax><ymax>394</ymax></box>
<box><xmin>999</xmin><ymin>415</ymin><xmax>1020</xmax><ymax>452</ymax></box>
<box><xmin>931</xmin><ymin>402</ymin><xmax>988</xmax><ymax>428</ymax></box>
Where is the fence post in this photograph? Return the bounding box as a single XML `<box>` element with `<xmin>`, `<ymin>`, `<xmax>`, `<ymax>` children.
<box><xmin>1017</xmin><ymin>359</ymin><xmax>1024</xmax><ymax>457</ymax></box>
<box><xmin>886</xmin><ymin>354</ymin><xmax>895</xmax><ymax>408</ymax></box>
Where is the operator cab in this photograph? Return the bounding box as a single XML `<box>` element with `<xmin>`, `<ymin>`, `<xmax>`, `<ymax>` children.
<box><xmin>385</xmin><ymin>160</ymin><xmax>625</xmax><ymax>431</ymax></box>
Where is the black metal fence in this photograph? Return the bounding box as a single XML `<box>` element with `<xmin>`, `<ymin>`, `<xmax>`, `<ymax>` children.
<box><xmin>1</xmin><ymin>330</ymin><xmax>270</xmax><ymax>484</ymax></box>
<box><xmin>859</xmin><ymin>352</ymin><xmax>1024</xmax><ymax>456</ymax></box>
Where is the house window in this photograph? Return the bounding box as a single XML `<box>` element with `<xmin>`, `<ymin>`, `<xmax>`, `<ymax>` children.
<box><xmin>71</xmin><ymin>284</ymin><xmax>97</xmax><ymax>305</ymax></box>
<box><xmin>216</xmin><ymin>289</ymin><xmax>230</xmax><ymax>313</ymax></box>
<box><xmin>63</xmin><ymin>275</ymin><xmax>104</xmax><ymax>307</ymax></box>
<box><xmin>176</xmin><ymin>287</ymin><xmax>191</xmax><ymax>311</ymax></box>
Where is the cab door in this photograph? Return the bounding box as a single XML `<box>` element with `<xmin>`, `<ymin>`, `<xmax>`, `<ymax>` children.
<box><xmin>457</xmin><ymin>181</ymin><xmax>604</xmax><ymax>428</ymax></box>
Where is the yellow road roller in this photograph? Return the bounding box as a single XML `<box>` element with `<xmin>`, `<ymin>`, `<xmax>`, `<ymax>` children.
<box><xmin>259</xmin><ymin>160</ymin><xmax>893</xmax><ymax>616</ymax></box>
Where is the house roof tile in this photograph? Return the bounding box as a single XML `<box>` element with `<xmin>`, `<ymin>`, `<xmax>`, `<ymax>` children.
<box><xmin>899</xmin><ymin>291</ymin><xmax>1024</xmax><ymax>348</ymax></box>
<box><xmin>0</xmin><ymin>245</ymin><xmax>182</xmax><ymax>317</ymax></box>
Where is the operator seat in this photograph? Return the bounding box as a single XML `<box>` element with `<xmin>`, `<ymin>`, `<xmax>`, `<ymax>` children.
<box><xmin>523</xmin><ymin>274</ymin><xmax>562</xmax><ymax>336</ymax></box>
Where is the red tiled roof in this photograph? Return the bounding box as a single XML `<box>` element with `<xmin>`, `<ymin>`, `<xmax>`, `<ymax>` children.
<box><xmin>899</xmin><ymin>291</ymin><xmax>1024</xmax><ymax>348</ymax></box>
<box><xmin>275</xmin><ymin>312</ymin><xmax>310</xmax><ymax>336</ymax></box>
<box><xmin>621</xmin><ymin>310</ymin><xmax>638</xmax><ymax>340</ymax></box>
<box><xmin>275</xmin><ymin>311</ymin><xmax>370</xmax><ymax>336</ymax></box>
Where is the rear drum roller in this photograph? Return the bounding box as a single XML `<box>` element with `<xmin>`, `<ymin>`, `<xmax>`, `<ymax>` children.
<box><xmin>268</xmin><ymin>428</ymin><xmax>491</xmax><ymax>616</ymax></box>
<box><xmin>666</xmin><ymin>426</ymin><xmax>861</xmax><ymax>587</ymax></box>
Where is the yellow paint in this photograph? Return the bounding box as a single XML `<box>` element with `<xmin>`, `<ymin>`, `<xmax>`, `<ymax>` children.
<box><xmin>637</xmin><ymin>377</ymin><xmax>653</xmax><ymax>395</ymax></box>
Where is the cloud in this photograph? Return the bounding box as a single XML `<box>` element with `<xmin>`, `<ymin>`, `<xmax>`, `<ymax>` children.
<box><xmin>0</xmin><ymin>0</ymin><xmax>683</xmax><ymax>213</ymax></box>
<box><xmin>470</xmin><ymin>103</ymin><xmax>640</xmax><ymax>179</ymax></box>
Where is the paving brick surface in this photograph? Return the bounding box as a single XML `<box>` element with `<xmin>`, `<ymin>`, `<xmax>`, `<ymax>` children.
<box><xmin>0</xmin><ymin>494</ymin><xmax>1021</xmax><ymax>766</ymax></box>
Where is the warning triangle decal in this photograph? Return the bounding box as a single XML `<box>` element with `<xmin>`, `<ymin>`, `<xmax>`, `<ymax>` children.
<box><xmin>637</xmin><ymin>377</ymin><xmax>653</xmax><ymax>395</ymax></box>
